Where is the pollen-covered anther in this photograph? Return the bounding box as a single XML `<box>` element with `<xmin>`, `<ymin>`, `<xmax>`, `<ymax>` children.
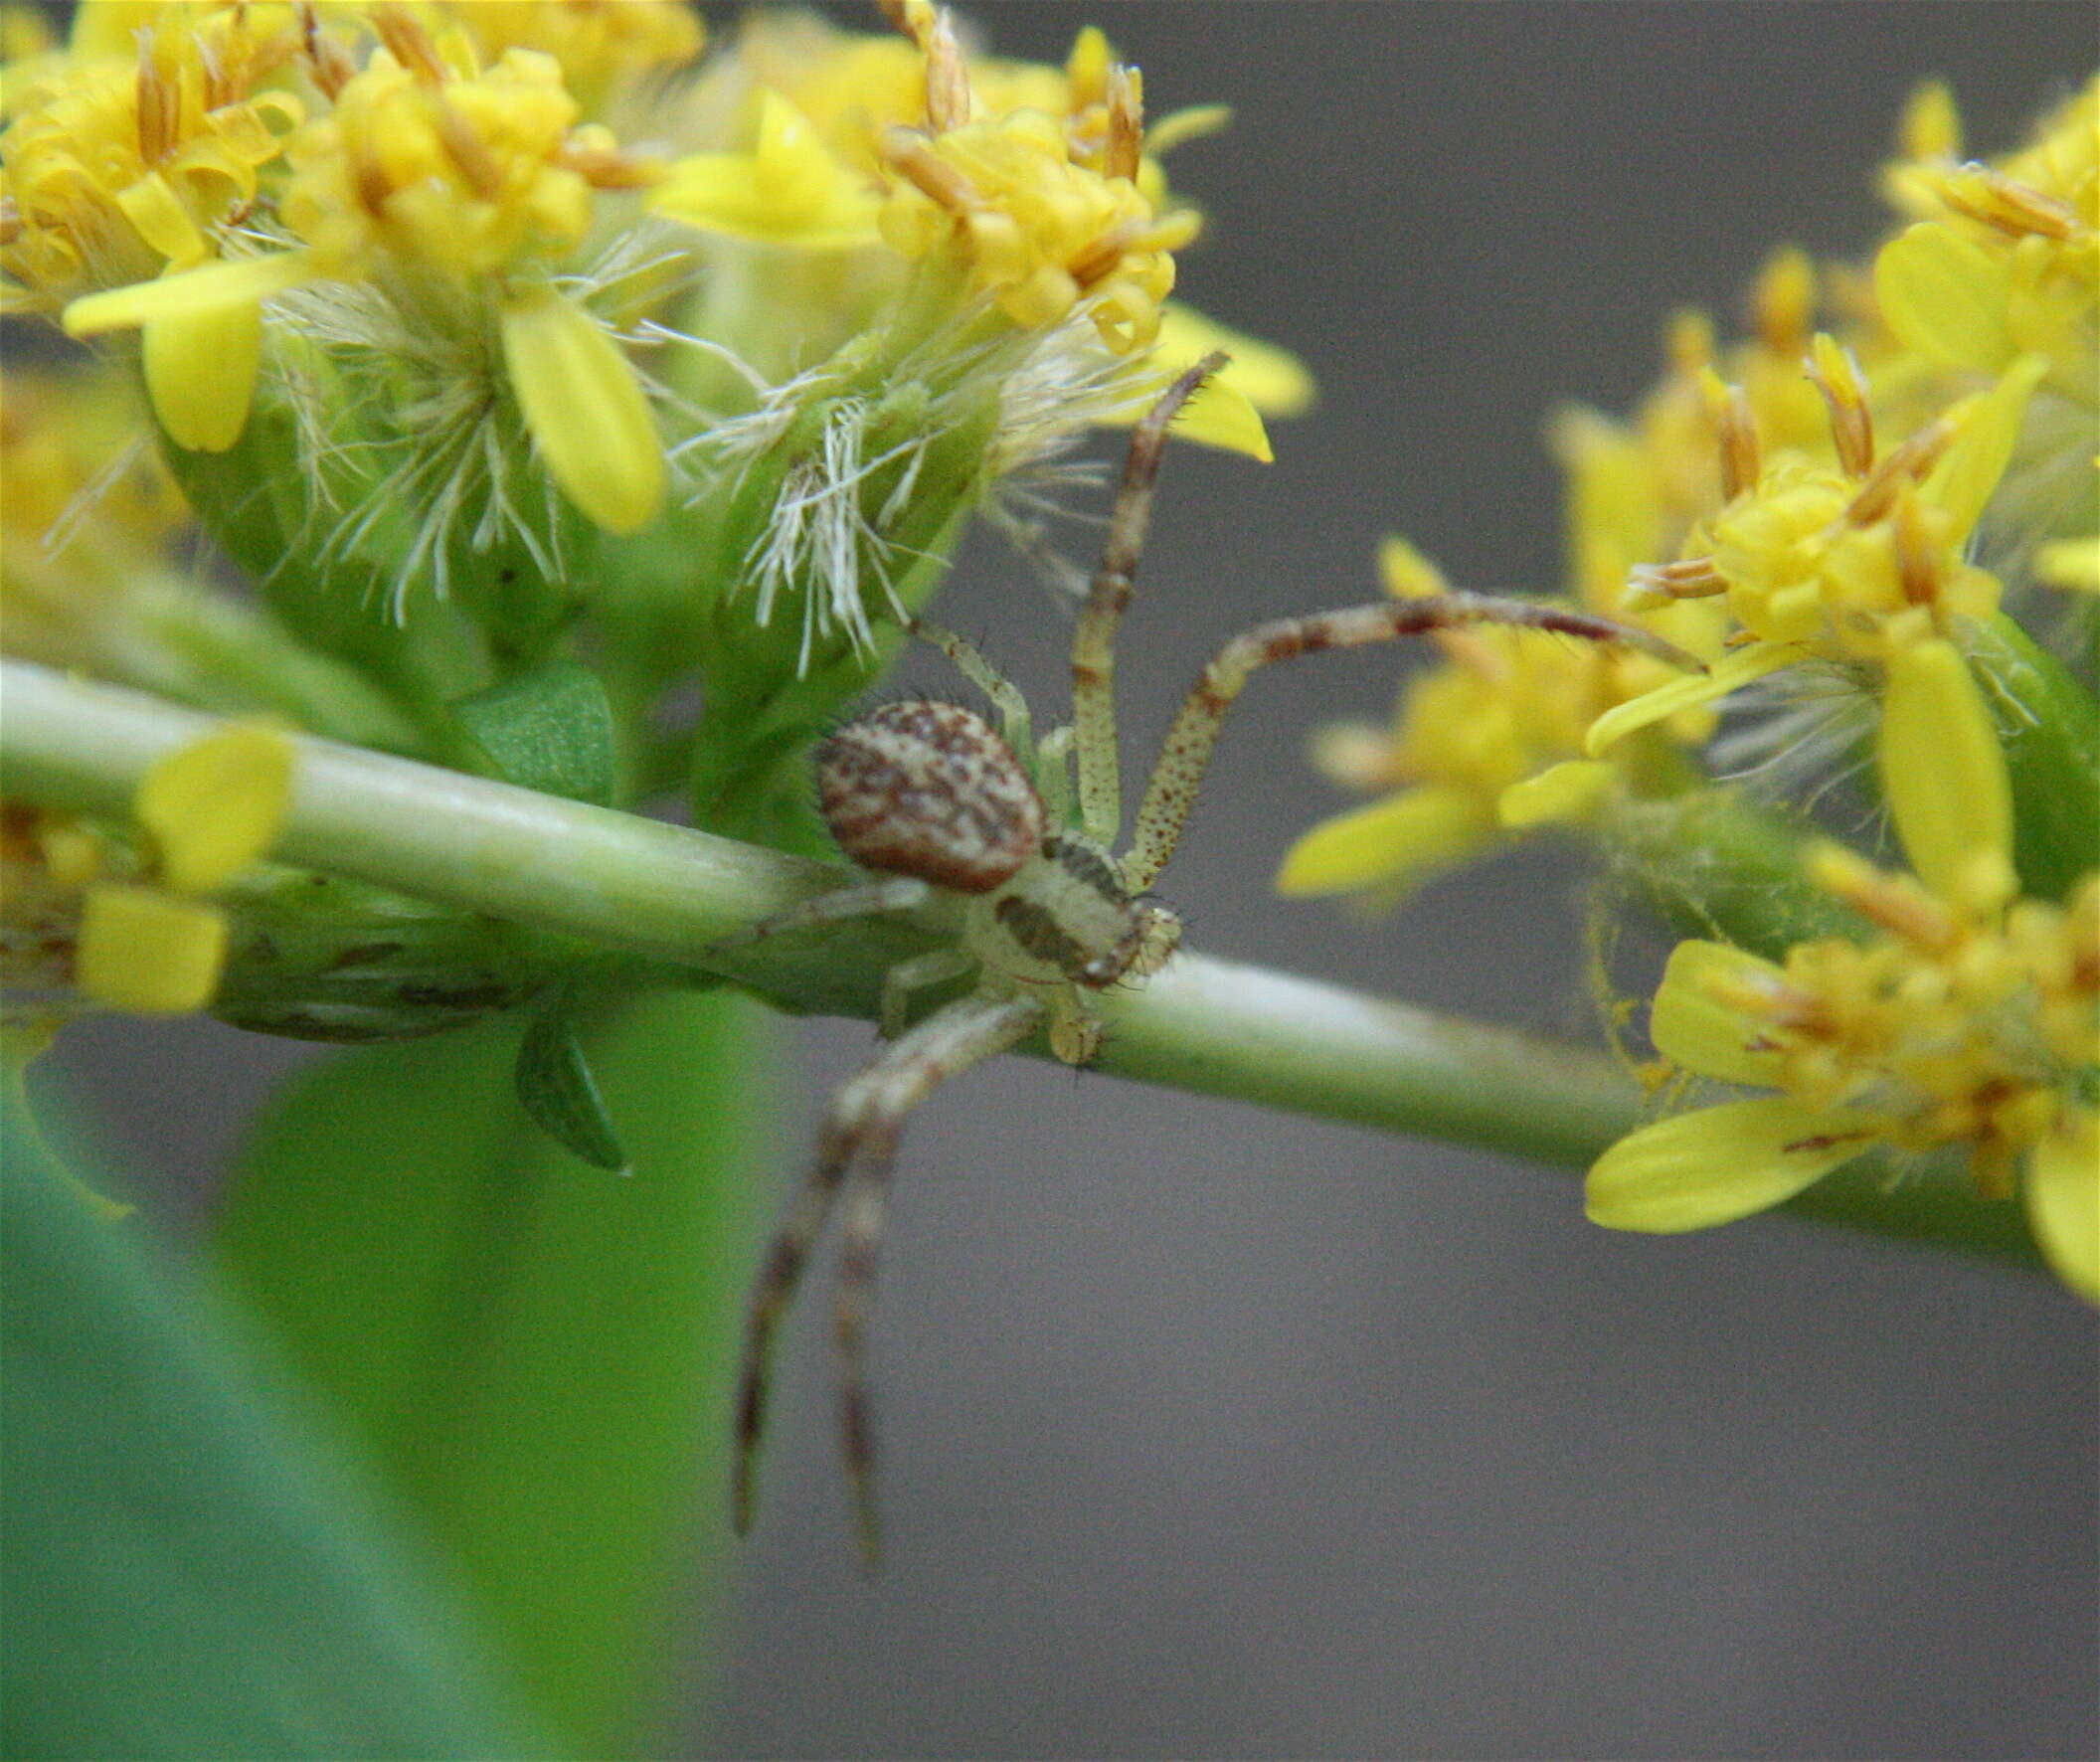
<box><xmin>1627</xmin><ymin>557</ymin><xmax>1729</xmax><ymax>607</ymax></box>
<box><xmin>1105</xmin><ymin>65</ymin><xmax>1143</xmax><ymax>182</ymax></box>
<box><xmin>434</xmin><ymin>98</ymin><xmax>505</xmax><ymax>200</ymax></box>
<box><xmin>1939</xmin><ymin>165</ymin><xmax>2086</xmax><ymax>242</ymax></box>
<box><xmin>923</xmin><ymin>10</ymin><xmax>971</xmax><ymax>132</ymax></box>
<box><xmin>882</xmin><ymin>129</ymin><xmax>978</xmax><ymax>213</ymax></box>
<box><xmin>1843</xmin><ymin>416</ymin><xmax>1956</xmax><ymax>527</ymax></box>
<box><xmin>1808</xmin><ymin>846</ymin><xmax>1962</xmax><ymax>953</ymax></box>
<box><xmin>1891</xmin><ymin>489</ymin><xmax>1947</xmax><ymax>614</ymax></box>
<box><xmin>1805</xmin><ymin>333</ymin><xmax>1874</xmax><ymax>478</ymax></box>
<box><xmin>371</xmin><ymin>4</ymin><xmax>450</xmax><ymax>86</ymax></box>
<box><xmin>135</xmin><ymin>37</ymin><xmax>180</xmax><ymax>168</ymax></box>
<box><xmin>559</xmin><ymin>131</ymin><xmax>664</xmax><ymax>192</ymax></box>
<box><xmin>299</xmin><ymin>4</ymin><xmax>358</xmax><ymax>100</ymax></box>
<box><xmin>1697</xmin><ymin>370</ymin><xmax>1761</xmax><ymax>502</ymax></box>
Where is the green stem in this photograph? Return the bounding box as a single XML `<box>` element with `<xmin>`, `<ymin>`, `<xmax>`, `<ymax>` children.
<box><xmin>0</xmin><ymin>660</ymin><xmax>2041</xmax><ymax>1268</ymax></box>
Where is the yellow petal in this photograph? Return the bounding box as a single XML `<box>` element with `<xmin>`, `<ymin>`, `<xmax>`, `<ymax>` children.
<box><xmin>63</xmin><ymin>250</ymin><xmax>319</xmax><ymax>338</ymax></box>
<box><xmin>1497</xmin><ymin>760</ymin><xmax>1615</xmax><ymax>829</ymax></box>
<box><xmin>1145</xmin><ymin>104</ymin><xmax>1234</xmax><ymax>156</ymax></box>
<box><xmin>1898</xmin><ymin>80</ymin><xmax>1962</xmax><ymax>160</ymax></box>
<box><xmin>113</xmin><ymin>171</ymin><xmax>208</xmax><ymax>268</ymax></box>
<box><xmin>2024</xmin><ymin>1111</ymin><xmax>2098</xmax><ymax>1305</ymax></box>
<box><xmin>1648</xmin><ymin>940</ymin><xmax>1789</xmax><ymax>1087</ymax></box>
<box><xmin>143</xmin><ymin>300</ymin><xmax>262</xmax><ymax>453</ymax></box>
<box><xmin>1171</xmin><ymin>376</ymin><xmax>1272</xmax><ymax>462</ymax></box>
<box><xmin>2034</xmin><ymin>536</ymin><xmax>2100</xmax><ymax>594</ymax></box>
<box><xmin>76</xmin><ymin>885</ymin><xmax>229</xmax><ymax>1015</ymax></box>
<box><xmin>1377</xmin><ymin>535</ymin><xmax>1449</xmax><ymax>600</ymax></box>
<box><xmin>1585</xmin><ymin>642</ymin><xmax>1795</xmax><ymax>756</ymax></box>
<box><xmin>650</xmin><ymin>93</ymin><xmax>882</xmax><ymax>249</ymax></box>
<box><xmin>1876</xmin><ymin>638</ymin><xmax>2012</xmax><ymax>902</ymax></box>
<box><xmin>1586</xmin><ymin>1097</ymin><xmax>1873</xmax><ymax>1233</ymax></box>
<box><xmin>1873</xmin><ymin>222</ymin><xmax>2014</xmax><ymax>372</ymax></box>
<box><xmin>135</xmin><ymin>725</ymin><xmax>296</xmax><ymax>896</ymax></box>
<box><xmin>1924</xmin><ymin>353</ymin><xmax>2048</xmax><ymax>544</ymax></box>
<box><xmin>1151</xmin><ymin>302</ymin><xmax>1315</xmax><ymax>417</ymax></box>
<box><xmin>68</xmin><ymin>0</ymin><xmax>164</xmax><ymax>58</ymax></box>
<box><xmin>499</xmin><ymin>286</ymin><xmax>664</xmax><ymax>536</ymax></box>
<box><xmin>1276</xmin><ymin>787</ymin><xmax>1494</xmax><ymax>897</ymax></box>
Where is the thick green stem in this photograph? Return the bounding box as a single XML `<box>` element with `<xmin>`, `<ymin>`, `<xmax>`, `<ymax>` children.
<box><xmin>0</xmin><ymin>660</ymin><xmax>2042</xmax><ymax>1268</ymax></box>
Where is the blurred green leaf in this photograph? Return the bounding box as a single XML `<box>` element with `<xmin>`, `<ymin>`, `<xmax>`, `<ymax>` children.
<box><xmin>0</xmin><ymin>1090</ymin><xmax>537</xmax><ymax>1762</ymax></box>
<box><xmin>215</xmin><ymin>989</ymin><xmax>780</xmax><ymax>1757</ymax></box>
<box><xmin>1964</xmin><ymin>612</ymin><xmax>2100</xmax><ymax>901</ymax></box>
<box><xmin>454</xmin><ymin>661</ymin><xmax>620</xmax><ymax>806</ymax></box>
<box><xmin>515</xmin><ymin>986</ymin><xmax>629</xmax><ymax>1173</ymax></box>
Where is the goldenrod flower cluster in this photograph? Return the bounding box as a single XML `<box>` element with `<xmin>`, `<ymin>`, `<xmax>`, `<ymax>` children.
<box><xmin>1591</xmin><ymin>679</ymin><xmax>2097</xmax><ymax>1297</ymax></box>
<box><xmin>1282</xmin><ymin>77</ymin><xmax>2098</xmax><ymax>1297</ymax></box>
<box><xmin>1</xmin><ymin>1</ymin><xmax>1306</xmax><ymax>1025</ymax></box>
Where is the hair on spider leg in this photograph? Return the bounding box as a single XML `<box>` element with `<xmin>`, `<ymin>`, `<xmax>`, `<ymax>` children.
<box><xmin>723</xmin><ymin>349</ymin><xmax>1699</xmax><ymax>1567</ymax></box>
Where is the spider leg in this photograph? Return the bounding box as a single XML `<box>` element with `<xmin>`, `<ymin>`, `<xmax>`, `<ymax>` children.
<box><xmin>732</xmin><ymin>991</ymin><xmax>1042</xmax><ymax>1558</ymax></box>
<box><xmin>911</xmin><ymin>617</ymin><xmax>1035</xmax><ymax>765</ymax></box>
<box><xmin>1033</xmin><ymin>723</ymin><xmax>1078</xmax><ymax>828</ymax></box>
<box><xmin>702</xmin><ymin>876</ymin><xmax>933</xmax><ymax>958</ymax></box>
<box><xmin>1121</xmin><ymin>592</ymin><xmax>1701</xmax><ymax>891</ymax></box>
<box><xmin>831</xmin><ymin>992</ymin><xmax>1040</xmax><ymax>1569</ymax></box>
<box><xmin>1071</xmin><ymin>350</ymin><xmax>1231</xmax><ymax>848</ymax></box>
<box><xmin>878</xmin><ymin>947</ymin><xmax>975</xmax><ymax>1038</ymax></box>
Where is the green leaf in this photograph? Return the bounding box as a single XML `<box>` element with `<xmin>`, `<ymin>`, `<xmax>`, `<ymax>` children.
<box><xmin>214</xmin><ymin>989</ymin><xmax>780</xmax><ymax>1757</ymax></box>
<box><xmin>515</xmin><ymin>986</ymin><xmax>629</xmax><ymax>1172</ymax></box>
<box><xmin>1</xmin><ymin>1090</ymin><xmax>537</xmax><ymax>1761</ymax></box>
<box><xmin>1962</xmin><ymin>612</ymin><xmax>2100</xmax><ymax>901</ymax></box>
<box><xmin>454</xmin><ymin>660</ymin><xmax>620</xmax><ymax>805</ymax></box>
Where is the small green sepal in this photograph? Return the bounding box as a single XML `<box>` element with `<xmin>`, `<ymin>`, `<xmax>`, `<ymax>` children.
<box><xmin>515</xmin><ymin>989</ymin><xmax>630</xmax><ymax>1174</ymax></box>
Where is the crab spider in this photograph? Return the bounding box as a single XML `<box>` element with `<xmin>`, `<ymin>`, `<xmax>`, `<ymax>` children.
<box><xmin>723</xmin><ymin>353</ymin><xmax>1695</xmax><ymax>1566</ymax></box>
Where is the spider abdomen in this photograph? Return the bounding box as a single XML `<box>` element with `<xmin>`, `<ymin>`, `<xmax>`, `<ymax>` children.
<box><xmin>817</xmin><ymin>700</ymin><xmax>1045</xmax><ymax>892</ymax></box>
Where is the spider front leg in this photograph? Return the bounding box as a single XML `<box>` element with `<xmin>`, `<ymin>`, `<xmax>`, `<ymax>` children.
<box><xmin>733</xmin><ymin>989</ymin><xmax>1042</xmax><ymax>1567</ymax></box>
<box><xmin>1070</xmin><ymin>351</ymin><xmax>1231</xmax><ymax>846</ymax></box>
<box><xmin>878</xmin><ymin>947</ymin><xmax>975</xmax><ymax>1038</ymax></box>
<box><xmin>1122</xmin><ymin>593</ymin><xmax>1700</xmax><ymax>891</ymax></box>
<box><xmin>703</xmin><ymin>875</ymin><xmax>935</xmax><ymax>957</ymax></box>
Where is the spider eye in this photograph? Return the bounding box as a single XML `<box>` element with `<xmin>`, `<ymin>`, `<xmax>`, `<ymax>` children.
<box><xmin>817</xmin><ymin>700</ymin><xmax>1044</xmax><ymax>892</ymax></box>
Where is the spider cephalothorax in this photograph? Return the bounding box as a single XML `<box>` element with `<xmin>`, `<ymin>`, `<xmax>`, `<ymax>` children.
<box><xmin>720</xmin><ymin>354</ymin><xmax>1696</xmax><ymax>1565</ymax></box>
<box><xmin>816</xmin><ymin>698</ymin><xmax>1180</xmax><ymax>1054</ymax></box>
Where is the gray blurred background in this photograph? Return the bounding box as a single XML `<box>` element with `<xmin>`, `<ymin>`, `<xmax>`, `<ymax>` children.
<box><xmin>45</xmin><ymin>4</ymin><xmax>2098</xmax><ymax>1758</ymax></box>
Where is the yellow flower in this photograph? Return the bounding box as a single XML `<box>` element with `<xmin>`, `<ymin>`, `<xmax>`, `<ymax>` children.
<box><xmin>1587</xmin><ymin>350</ymin><xmax>2046</xmax><ymax>772</ymax></box>
<box><xmin>1</xmin><ymin>4</ymin><xmax>308</xmax><ymax>446</ymax></box>
<box><xmin>1587</xmin><ymin>678</ymin><xmax>2098</xmax><ymax>1300</ymax></box>
<box><xmin>652</xmin><ymin>2</ymin><xmax>1289</xmax><ymax>457</ymax></box>
<box><xmin>1276</xmin><ymin>538</ymin><xmax>1699</xmax><ymax>900</ymax></box>
<box><xmin>1873</xmin><ymin>77</ymin><xmax>2097</xmax><ymax>604</ymax></box>
<box><xmin>62</xmin><ymin>10</ymin><xmax>668</xmax><ymax>531</ymax></box>
<box><xmin>875</xmin><ymin>101</ymin><xmax>1196</xmax><ymax>355</ymax></box>
<box><xmin>1</xmin><ymin>725</ymin><xmax>295</xmax><ymax>1016</ymax></box>
<box><xmin>650</xmin><ymin>88</ymin><xmax>884</xmax><ymax>249</ymax></box>
<box><xmin>1877</xmin><ymin>75</ymin><xmax>2096</xmax><ymax>383</ymax></box>
<box><xmin>435</xmin><ymin>0</ymin><xmax>703</xmax><ymax>115</ymax></box>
